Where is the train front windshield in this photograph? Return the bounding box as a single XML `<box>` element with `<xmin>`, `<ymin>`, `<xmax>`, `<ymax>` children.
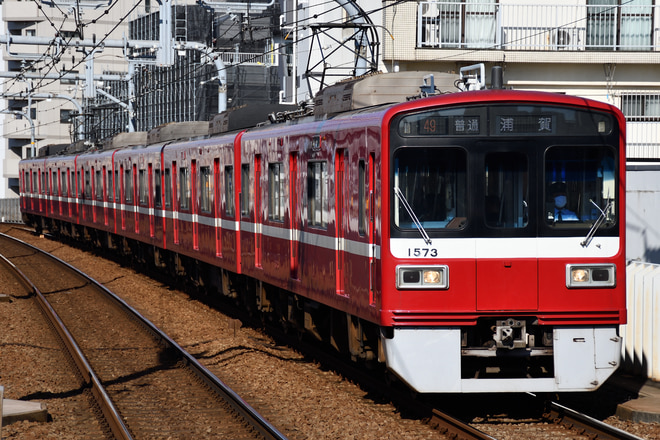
<box><xmin>391</xmin><ymin>103</ymin><xmax>619</xmax><ymax>238</ymax></box>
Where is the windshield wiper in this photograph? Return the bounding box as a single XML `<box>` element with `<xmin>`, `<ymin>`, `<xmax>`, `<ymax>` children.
<box><xmin>581</xmin><ymin>199</ymin><xmax>612</xmax><ymax>248</ymax></box>
<box><xmin>394</xmin><ymin>187</ymin><xmax>431</xmax><ymax>245</ymax></box>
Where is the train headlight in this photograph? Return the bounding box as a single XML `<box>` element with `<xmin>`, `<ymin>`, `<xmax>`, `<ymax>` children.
<box><xmin>396</xmin><ymin>265</ymin><xmax>449</xmax><ymax>290</ymax></box>
<box><xmin>566</xmin><ymin>264</ymin><xmax>616</xmax><ymax>288</ymax></box>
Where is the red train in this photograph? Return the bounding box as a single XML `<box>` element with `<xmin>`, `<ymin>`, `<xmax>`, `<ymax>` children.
<box><xmin>20</xmin><ymin>70</ymin><xmax>627</xmax><ymax>393</ymax></box>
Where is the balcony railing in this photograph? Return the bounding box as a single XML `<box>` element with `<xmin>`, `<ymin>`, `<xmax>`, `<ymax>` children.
<box><xmin>418</xmin><ymin>1</ymin><xmax>660</xmax><ymax>51</ymax></box>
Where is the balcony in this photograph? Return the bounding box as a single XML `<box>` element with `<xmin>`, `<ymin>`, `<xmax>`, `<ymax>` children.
<box><xmin>417</xmin><ymin>1</ymin><xmax>660</xmax><ymax>53</ymax></box>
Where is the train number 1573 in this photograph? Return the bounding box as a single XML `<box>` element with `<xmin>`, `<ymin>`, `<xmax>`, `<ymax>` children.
<box><xmin>408</xmin><ymin>248</ymin><xmax>438</xmax><ymax>257</ymax></box>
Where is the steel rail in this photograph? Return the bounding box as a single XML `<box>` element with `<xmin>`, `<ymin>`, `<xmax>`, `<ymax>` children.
<box><xmin>545</xmin><ymin>401</ymin><xmax>645</xmax><ymax>440</ymax></box>
<box><xmin>0</xmin><ymin>238</ymin><xmax>133</xmax><ymax>440</ymax></box>
<box><xmin>0</xmin><ymin>232</ymin><xmax>289</xmax><ymax>440</ymax></box>
<box><xmin>429</xmin><ymin>409</ymin><xmax>498</xmax><ymax>440</ymax></box>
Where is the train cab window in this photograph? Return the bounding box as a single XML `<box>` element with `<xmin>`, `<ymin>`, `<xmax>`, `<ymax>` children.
<box><xmin>225</xmin><ymin>166</ymin><xmax>234</xmax><ymax>216</ymax></box>
<box><xmin>139</xmin><ymin>169</ymin><xmax>148</xmax><ymax>205</ymax></box>
<box><xmin>124</xmin><ymin>169</ymin><xmax>133</xmax><ymax>203</ymax></box>
<box><xmin>484</xmin><ymin>152</ymin><xmax>528</xmax><ymax>228</ymax></box>
<box><xmin>307</xmin><ymin>161</ymin><xmax>327</xmax><ymax>228</ymax></box>
<box><xmin>164</xmin><ymin>168</ymin><xmax>172</xmax><ymax>208</ymax></box>
<box><xmin>179</xmin><ymin>167</ymin><xmax>191</xmax><ymax>210</ymax></box>
<box><xmin>84</xmin><ymin>169</ymin><xmax>92</xmax><ymax>199</ymax></box>
<box><xmin>154</xmin><ymin>169</ymin><xmax>162</xmax><ymax>208</ymax></box>
<box><xmin>241</xmin><ymin>164</ymin><xmax>250</xmax><ymax>217</ymax></box>
<box><xmin>268</xmin><ymin>163</ymin><xmax>284</xmax><ymax>221</ymax></box>
<box><xmin>393</xmin><ymin>148</ymin><xmax>467</xmax><ymax>230</ymax></box>
<box><xmin>544</xmin><ymin>145</ymin><xmax>617</xmax><ymax>228</ymax></box>
<box><xmin>95</xmin><ymin>169</ymin><xmax>103</xmax><ymax>200</ymax></box>
<box><xmin>200</xmin><ymin>166</ymin><xmax>212</xmax><ymax>213</ymax></box>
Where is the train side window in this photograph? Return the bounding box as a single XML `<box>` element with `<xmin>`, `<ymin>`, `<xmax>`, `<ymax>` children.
<box><xmin>52</xmin><ymin>170</ymin><xmax>59</xmax><ymax>195</ymax></box>
<box><xmin>164</xmin><ymin>168</ymin><xmax>172</xmax><ymax>208</ymax></box>
<box><xmin>484</xmin><ymin>152</ymin><xmax>528</xmax><ymax>229</ymax></box>
<box><xmin>106</xmin><ymin>169</ymin><xmax>113</xmax><ymax>201</ymax></box>
<box><xmin>77</xmin><ymin>170</ymin><xmax>82</xmax><ymax>197</ymax></box>
<box><xmin>32</xmin><ymin>171</ymin><xmax>37</xmax><ymax>194</ymax></box>
<box><xmin>41</xmin><ymin>170</ymin><xmax>46</xmax><ymax>194</ymax></box>
<box><xmin>179</xmin><ymin>166</ymin><xmax>191</xmax><ymax>210</ymax></box>
<box><xmin>114</xmin><ymin>170</ymin><xmax>120</xmax><ymax>202</ymax></box>
<box><xmin>307</xmin><ymin>161</ymin><xmax>327</xmax><ymax>228</ymax></box>
<box><xmin>124</xmin><ymin>168</ymin><xmax>133</xmax><ymax>203</ymax></box>
<box><xmin>95</xmin><ymin>169</ymin><xmax>103</xmax><ymax>200</ymax></box>
<box><xmin>85</xmin><ymin>169</ymin><xmax>92</xmax><ymax>199</ymax></box>
<box><xmin>139</xmin><ymin>169</ymin><xmax>148</xmax><ymax>205</ymax></box>
<box><xmin>62</xmin><ymin>170</ymin><xmax>68</xmax><ymax>196</ymax></box>
<box><xmin>154</xmin><ymin>169</ymin><xmax>162</xmax><ymax>208</ymax></box>
<box><xmin>225</xmin><ymin>166</ymin><xmax>234</xmax><ymax>216</ymax></box>
<box><xmin>241</xmin><ymin>164</ymin><xmax>250</xmax><ymax>217</ymax></box>
<box><xmin>358</xmin><ymin>160</ymin><xmax>367</xmax><ymax>236</ymax></box>
<box><xmin>200</xmin><ymin>166</ymin><xmax>212</xmax><ymax>213</ymax></box>
<box><xmin>268</xmin><ymin>163</ymin><xmax>284</xmax><ymax>221</ymax></box>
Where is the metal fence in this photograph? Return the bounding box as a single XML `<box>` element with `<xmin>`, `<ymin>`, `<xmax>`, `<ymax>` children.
<box><xmin>418</xmin><ymin>1</ymin><xmax>660</xmax><ymax>52</ymax></box>
<box><xmin>623</xmin><ymin>261</ymin><xmax>660</xmax><ymax>381</ymax></box>
<box><xmin>0</xmin><ymin>198</ymin><xmax>23</xmax><ymax>224</ymax></box>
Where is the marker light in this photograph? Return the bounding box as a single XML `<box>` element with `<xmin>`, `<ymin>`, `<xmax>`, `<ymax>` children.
<box><xmin>566</xmin><ymin>264</ymin><xmax>616</xmax><ymax>288</ymax></box>
<box><xmin>396</xmin><ymin>265</ymin><xmax>449</xmax><ymax>289</ymax></box>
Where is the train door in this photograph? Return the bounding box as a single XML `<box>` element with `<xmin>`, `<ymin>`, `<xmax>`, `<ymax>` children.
<box><xmin>289</xmin><ymin>152</ymin><xmax>299</xmax><ymax>279</ymax></box>
<box><xmin>335</xmin><ymin>149</ymin><xmax>347</xmax><ymax>295</ymax></box>
<box><xmin>101</xmin><ymin>167</ymin><xmax>107</xmax><ymax>225</ymax></box>
<box><xmin>120</xmin><ymin>165</ymin><xmax>126</xmax><ymax>230</ymax></box>
<box><xmin>254</xmin><ymin>155</ymin><xmax>262</xmax><ymax>268</ymax></box>
<box><xmin>133</xmin><ymin>164</ymin><xmax>139</xmax><ymax>233</ymax></box>
<box><xmin>149</xmin><ymin>163</ymin><xmax>155</xmax><ymax>237</ymax></box>
<box><xmin>214</xmin><ymin>158</ymin><xmax>222</xmax><ymax>257</ymax></box>
<box><xmin>361</xmin><ymin>154</ymin><xmax>376</xmax><ymax>305</ymax></box>
<box><xmin>191</xmin><ymin>160</ymin><xmax>199</xmax><ymax>250</ymax></box>
<box><xmin>173</xmin><ymin>161</ymin><xmax>179</xmax><ymax>244</ymax></box>
<box><xmin>476</xmin><ymin>151</ymin><xmax>537</xmax><ymax>311</ymax></box>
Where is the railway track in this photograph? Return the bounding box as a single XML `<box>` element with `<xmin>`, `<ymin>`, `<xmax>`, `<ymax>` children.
<box><xmin>2</xmin><ymin>225</ymin><xmax>655</xmax><ymax>440</ymax></box>
<box><xmin>0</xmin><ymin>231</ymin><xmax>287</xmax><ymax>440</ymax></box>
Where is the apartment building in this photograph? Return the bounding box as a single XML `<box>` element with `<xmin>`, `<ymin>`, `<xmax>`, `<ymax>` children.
<box><xmin>1</xmin><ymin>0</ymin><xmax>134</xmax><ymax>197</ymax></box>
<box><xmin>382</xmin><ymin>0</ymin><xmax>660</xmax><ymax>162</ymax></box>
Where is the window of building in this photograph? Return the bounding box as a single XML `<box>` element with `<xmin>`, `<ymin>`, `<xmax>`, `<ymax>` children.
<box><xmin>307</xmin><ymin>161</ymin><xmax>327</xmax><ymax>227</ymax></box>
<box><xmin>587</xmin><ymin>0</ymin><xmax>653</xmax><ymax>51</ymax></box>
<box><xmin>621</xmin><ymin>94</ymin><xmax>660</xmax><ymax>121</ymax></box>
